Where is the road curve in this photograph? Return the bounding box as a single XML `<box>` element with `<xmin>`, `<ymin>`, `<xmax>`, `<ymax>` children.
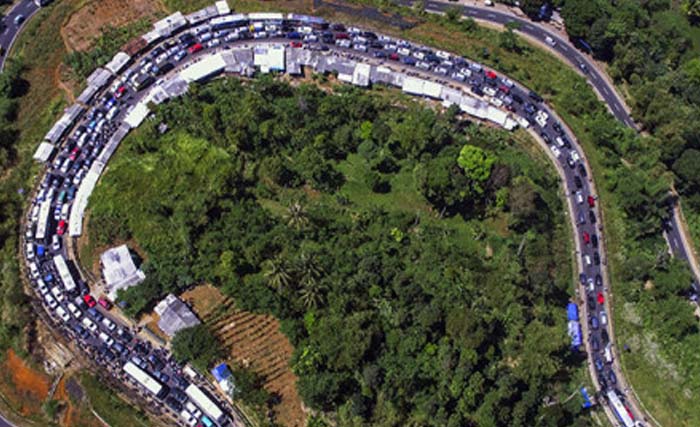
<box><xmin>0</xmin><ymin>0</ymin><xmax>41</xmax><ymax>71</ymax></box>
<box><xmin>0</xmin><ymin>412</ymin><xmax>14</xmax><ymax>427</ymax></box>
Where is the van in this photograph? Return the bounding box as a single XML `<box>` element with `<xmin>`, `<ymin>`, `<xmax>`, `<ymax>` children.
<box><xmin>604</xmin><ymin>344</ymin><xmax>613</xmax><ymax>363</ymax></box>
<box><xmin>545</xmin><ymin>36</ymin><xmax>556</xmax><ymax>47</ymax></box>
<box><xmin>26</xmin><ymin>243</ymin><xmax>35</xmax><ymax>260</ymax></box>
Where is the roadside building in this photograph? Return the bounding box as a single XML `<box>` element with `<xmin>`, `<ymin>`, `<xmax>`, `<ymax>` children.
<box><xmin>253</xmin><ymin>45</ymin><xmax>285</xmax><ymax>73</ymax></box>
<box><xmin>154</xmin><ymin>294</ymin><xmax>201</xmax><ymax>337</ymax></box>
<box><xmin>211</xmin><ymin>363</ymin><xmax>234</xmax><ymax>394</ymax></box>
<box><xmin>101</xmin><ymin>245</ymin><xmax>145</xmax><ymax>301</ymax></box>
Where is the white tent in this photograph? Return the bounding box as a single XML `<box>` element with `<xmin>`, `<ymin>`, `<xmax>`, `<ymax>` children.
<box><xmin>32</xmin><ymin>142</ymin><xmax>55</xmax><ymax>163</ymax></box>
<box><xmin>180</xmin><ymin>53</ymin><xmax>227</xmax><ymax>82</ymax></box>
<box><xmin>253</xmin><ymin>45</ymin><xmax>285</xmax><ymax>73</ymax></box>
<box><xmin>123</xmin><ymin>102</ymin><xmax>151</xmax><ymax>129</ymax></box>
<box><xmin>104</xmin><ymin>52</ymin><xmax>131</xmax><ymax>75</ymax></box>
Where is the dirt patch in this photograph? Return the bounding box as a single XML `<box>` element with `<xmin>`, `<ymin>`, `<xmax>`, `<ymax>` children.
<box><xmin>0</xmin><ymin>350</ymin><xmax>51</xmax><ymax>416</ymax></box>
<box><xmin>182</xmin><ymin>285</ymin><xmax>306</xmax><ymax>427</ymax></box>
<box><xmin>55</xmin><ymin>375</ymin><xmax>102</xmax><ymax>427</ymax></box>
<box><xmin>61</xmin><ymin>0</ymin><xmax>165</xmax><ymax>53</ymax></box>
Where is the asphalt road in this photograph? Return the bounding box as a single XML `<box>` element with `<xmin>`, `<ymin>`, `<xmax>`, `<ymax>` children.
<box><xmin>0</xmin><ymin>412</ymin><xmax>13</xmax><ymax>427</ymax></box>
<box><xmin>0</xmin><ymin>0</ymin><xmax>40</xmax><ymax>71</ymax></box>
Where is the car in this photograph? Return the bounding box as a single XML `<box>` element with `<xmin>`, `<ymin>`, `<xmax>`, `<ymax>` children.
<box><xmin>148</xmin><ymin>354</ymin><xmax>165</xmax><ymax>371</ymax></box>
<box><xmin>574</xmin><ymin>176</ymin><xmax>583</xmax><ymax>189</ymax></box>
<box><xmin>289</xmin><ymin>40</ymin><xmax>303</xmax><ymax>48</ymax></box>
<box><xmin>587</xmin><ymin>277</ymin><xmax>595</xmax><ymax>292</ymax></box>
<box><xmin>187</xmin><ymin>43</ymin><xmax>203</xmax><ymax>54</ymax></box>
<box><xmin>584</xmin><ymin>254</ymin><xmax>592</xmax><ymax>266</ymax></box>
<box><xmin>185</xmin><ymin>401</ymin><xmax>202</xmax><ymax>418</ymax></box>
<box><xmin>87</xmin><ymin>307</ymin><xmax>103</xmax><ymax>322</ymax></box>
<box><xmin>608</xmin><ymin>370</ymin><xmax>617</xmax><ymax>384</ymax></box>
<box><xmin>587</xmin><ymin>294</ymin><xmax>596</xmax><ymax>310</ymax></box>
<box><xmin>56</xmin><ymin>306</ymin><xmax>71</xmax><ymax>322</ymax></box>
<box><xmin>594</xmin><ymin>356</ymin><xmax>603</xmax><ymax>371</ymax></box>
<box><xmin>174</xmin><ymin>376</ymin><xmax>190</xmax><ymax>390</ymax></box>
<box><xmin>170</xmin><ymin>387</ymin><xmax>188</xmax><ymax>403</ymax></box>
<box><xmin>114</xmin><ymin>85</ymin><xmax>127</xmax><ymax>98</ymax></box>
<box><xmin>600</xmin><ymin>310</ymin><xmax>608</xmax><ymax>325</ymax></box>
<box><xmin>528</xmin><ymin>90</ymin><xmax>543</xmax><ymax>103</ymax></box>
<box><xmin>579</xmin><ymin>272</ymin><xmax>587</xmax><ymax>284</ymax></box>
<box><xmin>38</xmin><ymin>281</ymin><xmax>49</xmax><ymax>295</ymax></box>
<box><xmin>82</xmin><ymin>317</ymin><xmax>97</xmax><ymax>333</ymax></box>
<box><xmin>595</xmin><ymin>274</ymin><xmax>603</xmax><ymax>287</ymax></box>
<box><xmin>165</xmin><ymin>396</ymin><xmax>183</xmax><ymax>412</ymax></box>
<box><xmin>591</xmin><ymin>337</ymin><xmax>600</xmax><ymax>352</ymax></box>
<box><xmin>589</xmin><ymin>210</ymin><xmax>597</xmax><ymax>224</ymax></box>
<box><xmin>591</xmin><ymin>233</ymin><xmax>599</xmax><ymax>247</ymax></box>
<box><xmin>540</xmin><ymin>132</ymin><xmax>551</xmax><ymax>144</ymax></box>
<box><xmin>597</xmin><ymin>292</ymin><xmax>605</xmax><ymax>305</ymax></box>
<box><xmin>83</xmin><ymin>294</ymin><xmax>96</xmax><ymax>308</ymax></box>
<box><xmin>52</xmin><ymin>235</ymin><xmax>61</xmax><ymax>251</ymax></box>
<box><xmin>51</xmin><ymin>286</ymin><xmax>64</xmax><ymax>302</ymax></box>
<box><xmin>590</xmin><ymin>316</ymin><xmax>599</xmax><ymax>330</ymax></box>
<box><xmin>545</xmin><ymin>36</ymin><xmax>556</xmax><ymax>47</ymax></box>
<box><xmin>594</xmin><ymin>252</ymin><xmax>601</xmax><ymax>265</ymax></box>
<box><xmin>29</xmin><ymin>262</ymin><xmax>40</xmax><ymax>279</ymax></box>
<box><xmin>601</xmin><ymin>329</ymin><xmax>609</xmax><ymax>343</ymax></box>
<box><xmin>14</xmin><ymin>15</ymin><xmax>24</xmax><ymax>26</ymax></box>
<box><xmin>112</xmin><ymin>342</ymin><xmax>128</xmax><ymax>357</ymax></box>
<box><xmin>101</xmin><ymin>317</ymin><xmax>116</xmax><ymax>331</ymax></box>
<box><xmin>578</xmin><ymin>163</ymin><xmax>587</xmax><ymax>177</ymax></box>
<box><xmin>583</xmin><ymin>232</ymin><xmax>590</xmax><ymax>244</ymax></box>
<box><xmin>98</xmin><ymin>297</ymin><xmax>112</xmax><ymax>309</ymax></box>
<box><xmin>67</xmin><ymin>302</ymin><xmax>82</xmax><ymax>319</ymax></box>
<box><xmin>98</xmin><ymin>332</ymin><xmax>114</xmax><ymax>347</ymax></box>
<box><xmin>579</xmin><ymin>62</ymin><xmax>588</xmax><ymax>73</ymax></box>
<box><xmin>575</xmin><ymin>190</ymin><xmax>584</xmax><ymax>205</ymax></box>
<box><xmin>485</xmin><ymin>70</ymin><xmax>497</xmax><ymax>80</ymax></box>
<box><xmin>587</xmin><ymin>195</ymin><xmax>596</xmax><ymax>208</ymax></box>
<box><xmin>549</xmin><ymin>145</ymin><xmax>561</xmax><ymax>158</ymax></box>
<box><xmin>72</xmin><ymin>323</ymin><xmax>89</xmax><ymax>339</ymax></box>
<box><xmin>180</xmin><ymin>409</ymin><xmax>198</xmax><ymax>426</ymax></box>
<box><xmin>174</xmin><ymin>50</ymin><xmax>187</xmax><ymax>62</ymax></box>
<box><xmin>578</xmin><ymin>211</ymin><xmax>586</xmax><ymax>225</ymax></box>
<box><xmin>56</xmin><ymin>219</ymin><xmax>67</xmax><ymax>236</ymax></box>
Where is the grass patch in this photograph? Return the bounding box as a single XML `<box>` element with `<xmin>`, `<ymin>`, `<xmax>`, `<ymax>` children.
<box><xmin>79</xmin><ymin>373</ymin><xmax>153</xmax><ymax>427</ymax></box>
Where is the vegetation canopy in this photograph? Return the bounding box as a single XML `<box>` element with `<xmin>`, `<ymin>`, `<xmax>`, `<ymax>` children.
<box><xmin>87</xmin><ymin>77</ymin><xmax>589</xmax><ymax>426</ymax></box>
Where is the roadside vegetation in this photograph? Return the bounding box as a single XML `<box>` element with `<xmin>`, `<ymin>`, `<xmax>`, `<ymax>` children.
<box><xmin>86</xmin><ymin>76</ymin><xmax>588</xmax><ymax>426</ymax></box>
<box><xmin>336</xmin><ymin>1</ymin><xmax>700</xmax><ymax>426</ymax></box>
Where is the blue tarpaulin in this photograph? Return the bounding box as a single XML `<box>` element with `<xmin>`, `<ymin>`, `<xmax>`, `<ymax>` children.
<box><xmin>567</xmin><ymin>303</ymin><xmax>579</xmax><ymax>321</ymax></box>
<box><xmin>580</xmin><ymin>387</ymin><xmax>592</xmax><ymax>408</ymax></box>
<box><xmin>212</xmin><ymin>363</ymin><xmax>232</xmax><ymax>383</ymax></box>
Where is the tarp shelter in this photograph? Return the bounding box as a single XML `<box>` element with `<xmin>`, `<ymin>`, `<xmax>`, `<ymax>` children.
<box><xmin>77</xmin><ymin>85</ymin><xmax>99</xmax><ymax>105</ymax></box>
<box><xmin>44</xmin><ymin>104</ymin><xmax>84</xmax><ymax>144</ymax></box>
<box><xmin>215</xmin><ymin>0</ymin><xmax>230</xmax><ymax>15</ymax></box>
<box><xmin>253</xmin><ymin>45</ymin><xmax>285</xmax><ymax>73</ymax></box>
<box><xmin>352</xmin><ymin>63</ymin><xmax>371</xmax><ymax>87</ymax></box>
<box><xmin>154</xmin><ymin>294</ymin><xmax>201</xmax><ymax>337</ymax></box>
<box><xmin>104</xmin><ymin>52</ymin><xmax>131</xmax><ymax>75</ymax></box>
<box><xmin>185</xmin><ymin>5</ymin><xmax>219</xmax><ymax>25</ymax></box>
<box><xmin>86</xmin><ymin>68</ymin><xmax>112</xmax><ymax>90</ymax></box>
<box><xmin>33</xmin><ymin>142</ymin><xmax>55</xmax><ymax>163</ymax></box>
<box><xmin>180</xmin><ymin>53</ymin><xmax>227</xmax><ymax>82</ymax></box>
<box><xmin>101</xmin><ymin>245</ymin><xmax>146</xmax><ymax>301</ymax></box>
<box><xmin>152</xmin><ymin>12</ymin><xmax>187</xmax><ymax>38</ymax></box>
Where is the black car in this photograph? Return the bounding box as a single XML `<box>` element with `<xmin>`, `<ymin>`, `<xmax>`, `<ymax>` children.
<box><xmin>578</xmin><ymin>163</ymin><xmax>587</xmax><ymax>177</ymax></box>
<box><xmin>595</xmin><ymin>274</ymin><xmax>603</xmax><ymax>287</ymax></box>
<box><xmin>173</xmin><ymin>376</ymin><xmax>189</xmax><ymax>389</ymax></box>
<box><xmin>587</xmin><ymin>294</ymin><xmax>596</xmax><ymax>310</ymax></box>
<box><xmin>602</xmin><ymin>329</ymin><xmax>609</xmax><ymax>343</ymax></box>
<box><xmin>149</xmin><ymin>354</ymin><xmax>165</xmax><ymax>371</ymax></box>
<box><xmin>591</xmin><ymin>234</ymin><xmax>599</xmax><ymax>247</ymax></box>
<box><xmin>540</xmin><ymin>132</ymin><xmax>551</xmax><ymax>144</ymax></box>
<box><xmin>589</xmin><ymin>210</ymin><xmax>597</xmax><ymax>224</ymax></box>
<box><xmin>170</xmin><ymin>387</ymin><xmax>188</xmax><ymax>403</ymax></box>
<box><xmin>528</xmin><ymin>90</ymin><xmax>544</xmax><ymax>103</ymax></box>
<box><xmin>608</xmin><ymin>370</ymin><xmax>617</xmax><ymax>385</ymax></box>
<box><xmin>552</xmin><ymin>121</ymin><xmax>563</xmax><ymax>134</ymax></box>
<box><xmin>574</xmin><ymin>175</ymin><xmax>583</xmax><ymax>188</ymax></box>
<box><xmin>591</xmin><ymin>337</ymin><xmax>600</xmax><ymax>352</ymax></box>
<box><xmin>579</xmin><ymin>272</ymin><xmax>587</xmax><ymax>284</ymax></box>
<box><xmin>594</xmin><ymin>356</ymin><xmax>604</xmax><ymax>371</ymax></box>
<box><xmin>566</xmin><ymin>156</ymin><xmax>576</xmax><ymax>169</ymax></box>
<box><xmin>594</xmin><ymin>252</ymin><xmax>600</xmax><ymax>265</ymax></box>
<box><xmin>72</xmin><ymin>323</ymin><xmax>89</xmax><ymax>340</ymax></box>
<box><xmin>512</xmin><ymin>93</ymin><xmax>523</xmax><ymax>104</ymax></box>
<box><xmin>470</xmin><ymin>85</ymin><xmax>484</xmax><ymax>96</ymax></box>
<box><xmin>164</xmin><ymin>396</ymin><xmax>182</xmax><ymax>412</ymax></box>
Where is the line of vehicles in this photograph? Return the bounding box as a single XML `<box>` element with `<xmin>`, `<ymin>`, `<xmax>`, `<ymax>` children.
<box><xmin>22</xmin><ymin>5</ymin><xmax>643</xmax><ymax>427</ymax></box>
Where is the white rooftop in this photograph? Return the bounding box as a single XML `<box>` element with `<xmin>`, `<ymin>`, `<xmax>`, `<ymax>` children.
<box><xmin>154</xmin><ymin>294</ymin><xmax>201</xmax><ymax>337</ymax></box>
<box><xmin>33</xmin><ymin>142</ymin><xmax>55</xmax><ymax>163</ymax></box>
<box><xmin>101</xmin><ymin>245</ymin><xmax>145</xmax><ymax>301</ymax></box>
<box><xmin>253</xmin><ymin>45</ymin><xmax>285</xmax><ymax>73</ymax></box>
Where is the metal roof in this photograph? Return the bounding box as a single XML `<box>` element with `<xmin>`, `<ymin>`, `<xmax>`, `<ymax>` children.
<box><xmin>101</xmin><ymin>245</ymin><xmax>145</xmax><ymax>301</ymax></box>
<box><xmin>154</xmin><ymin>294</ymin><xmax>201</xmax><ymax>337</ymax></box>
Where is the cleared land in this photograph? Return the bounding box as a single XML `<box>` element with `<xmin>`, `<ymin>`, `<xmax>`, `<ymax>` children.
<box><xmin>0</xmin><ymin>350</ymin><xmax>50</xmax><ymax>418</ymax></box>
<box><xmin>182</xmin><ymin>285</ymin><xmax>305</xmax><ymax>427</ymax></box>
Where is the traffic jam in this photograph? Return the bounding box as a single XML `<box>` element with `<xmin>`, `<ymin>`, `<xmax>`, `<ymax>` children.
<box><xmin>23</xmin><ymin>4</ymin><xmax>642</xmax><ymax>427</ymax></box>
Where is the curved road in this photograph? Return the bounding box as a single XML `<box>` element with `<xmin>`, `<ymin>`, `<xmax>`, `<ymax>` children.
<box><xmin>0</xmin><ymin>0</ymin><xmax>41</xmax><ymax>71</ymax></box>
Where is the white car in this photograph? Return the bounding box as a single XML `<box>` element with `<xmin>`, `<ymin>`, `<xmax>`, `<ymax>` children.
<box><xmin>180</xmin><ymin>409</ymin><xmax>197</xmax><ymax>426</ymax></box>
<box><xmin>102</xmin><ymin>317</ymin><xmax>116</xmax><ymax>331</ymax></box>
<box><xmin>38</xmin><ymin>280</ymin><xmax>49</xmax><ymax>295</ymax></box>
<box><xmin>569</xmin><ymin>150</ymin><xmax>581</xmax><ymax>163</ymax></box>
<box><xmin>500</xmin><ymin>77</ymin><xmax>515</xmax><ymax>88</ymax></box>
<box><xmin>587</xmin><ymin>278</ymin><xmax>595</xmax><ymax>292</ymax></box>
<box><xmin>575</xmin><ymin>190</ymin><xmax>584</xmax><ymax>205</ymax></box>
<box><xmin>67</xmin><ymin>302</ymin><xmax>82</xmax><ymax>319</ymax></box>
<box><xmin>56</xmin><ymin>306</ymin><xmax>70</xmax><ymax>322</ymax></box>
<box><xmin>51</xmin><ymin>286</ymin><xmax>64</xmax><ymax>302</ymax></box>
<box><xmin>28</xmin><ymin>261</ymin><xmax>40</xmax><ymax>279</ymax></box>
<box><xmin>516</xmin><ymin>116</ymin><xmax>530</xmax><ymax>129</ymax></box>
<box><xmin>555</xmin><ymin>136</ymin><xmax>566</xmax><ymax>148</ymax></box>
<box><xmin>535</xmin><ymin>110</ymin><xmax>549</xmax><ymax>128</ymax></box>
<box><xmin>488</xmin><ymin>97</ymin><xmax>503</xmax><ymax>107</ymax></box>
<box><xmin>545</xmin><ymin>36</ymin><xmax>557</xmax><ymax>47</ymax></box>
<box><xmin>82</xmin><ymin>317</ymin><xmax>97</xmax><ymax>332</ymax></box>
<box><xmin>584</xmin><ymin>254</ymin><xmax>592</xmax><ymax>266</ymax></box>
<box><xmin>184</xmin><ymin>402</ymin><xmax>202</xmax><ymax>418</ymax></box>
<box><xmin>44</xmin><ymin>294</ymin><xmax>58</xmax><ymax>310</ymax></box>
<box><xmin>483</xmin><ymin>86</ymin><xmax>497</xmax><ymax>97</ymax></box>
<box><xmin>52</xmin><ymin>235</ymin><xmax>61</xmax><ymax>251</ymax></box>
<box><xmin>600</xmin><ymin>310</ymin><xmax>608</xmax><ymax>326</ymax></box>
<box><xmin>604</xmin><ymin>344</ymin><xmax>613</xmax><ymax>363</ymax></box>
<box><xmin>26</xmin><ymin>242</ymin><xmax>35</xmax><ymax>259</ymax></box>
<box><xmin>98</xmin><ymin>332</ymin><xmax>114</xmax><ymax>347</ymax></box>
<box><xmin>549</xmin><ymin>145</ymin><xmax>561</xmax><ymax>158</ymax></box>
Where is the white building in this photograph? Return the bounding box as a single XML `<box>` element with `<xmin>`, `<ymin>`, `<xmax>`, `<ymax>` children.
<box><xmin>101</xmin><ymin>245</ymin><xmax>145</xmax><ymax>301</ymax></box>
<box><xmin>253</xmin><ymin>45</ymin><xmax>285</xmax><ymax>73</ymax></box>
<box><xmin>154</xmin><ymin>294</ymin><xmax>201</xmax><ymax>337</ymax></box>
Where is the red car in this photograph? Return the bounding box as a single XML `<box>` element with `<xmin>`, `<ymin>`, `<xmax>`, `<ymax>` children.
<box><xmin>587</xmin><ymin>195</ymin><xmax>596</xmax><ymax>208</ymax></box>
<box><xmin>83</xmin><ymin>294</ymin><xmax>96</xmax><ymax>308</ymax></box>
<box><xmin>389</xmin><ymin>53</ymin><xmax>399</xmax><ymax>61</ymax></box>
<box><xmin>187</xmin><ymin>43</ymin><xmax>203</xmax><ymax>54</ymax></box>
<box><xmin>114</xmin><ymin>85</ymin><xmax>127</xmax><ymax>98</ymax></box>
<box><xmin>98</xmin><ymin>296</ymin><xmax>112</xmax><ymax>309</ymax></box>
<box><xmin>485</xmin><ymin>70</ymin><xmax>497</xmax><ymax>80</ymax></box>
<box><xmin>56</xmin><ymin>219</ymin><xmax>66</xmax><ymax>236</ymax></box>
<box><xmin>597</xmin><ymin>292</ymin><xmax>605</xmax><ymax>305</ymax></box>
<box><xmin>498</xmin><ymin>84</ymin><xmax>510</xmax><ymax>94</ymax></box>
<box><xmin>289</xmin><ymin>41</ymin><xmax>303</xmax><ymax>48</ymax></box>
<box><xmin>69</xmin><ymin>147</ymin><xmax>80</xmax><ymax>161</ymax></box>
<box><xmin>582</xmin><ymin>231</ymin><xmax>590</xmax><ymax>244</ymax></box>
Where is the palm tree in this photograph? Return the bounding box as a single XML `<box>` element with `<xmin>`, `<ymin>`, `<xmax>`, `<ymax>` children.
<box><xmin>263</xmin><ymin>256</ymin><xmax>292</xmax><ymax>292</ymax></box>
<box><xmin>299</xmin><ymin>276</ymin><xmax>326</xmax><ymax>309</ymax></box>
<box><xmin>296</xmin><ymin>252</ymin><xmax>322</xmax><ymax>280</ymax></box>
<box><xmin>285</xmin><ymin>201</ymin><xmax>309</xmax><ymax>231</ymax></box>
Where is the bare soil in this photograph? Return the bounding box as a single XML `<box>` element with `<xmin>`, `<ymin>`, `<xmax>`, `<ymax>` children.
<box><xmin>60</xmin><ymin>0</ymin><xmax>166</xmax><ymax>53</ymax></box>
<box><xmin>0</xmin><ymin>350</ymin><xmax>50</xmax><ymax>417</ymax></box>
<box><xmin>182</xmin><ymin>285</ymin><xmax>306</xmax><ymax>427</ymax></box>
<box><xmin>54</xmin><ymin>375</ymin><xmax>103</xmax><ymax>427</ymax></box>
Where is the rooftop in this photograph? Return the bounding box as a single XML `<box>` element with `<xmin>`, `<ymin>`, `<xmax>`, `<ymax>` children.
<box><xmin>100</xmin><ymin>245</ymin><xmax>145</xmax><ymax>301</ymax></box>
<box><xmin>154</xmin><ymin>294</ymin><xmax>201</xmax><ymax>337</ymax></box>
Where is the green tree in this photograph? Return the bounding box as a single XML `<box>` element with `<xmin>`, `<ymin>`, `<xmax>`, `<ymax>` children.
<box><xmin>457</xmin><ymin>144</ymin><xmax>496</xmax><ymax>195</ymax></box>
<box><xmin>171</xmin><ymin>324</ymin><xmax>223</xmax><ymax>371</ymax></box>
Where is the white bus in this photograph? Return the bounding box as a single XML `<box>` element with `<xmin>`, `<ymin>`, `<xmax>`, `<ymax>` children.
<box><xmin>123</xmin><ymin>362</ymin><xmax>167</xmax><ymax>398</ymax></box>
<box><xmin>35</xmin><ymin>198</ymin><xmax>52</xmax><ymax>240</ymax></box>
<box><xmin>607</xmin><ymin>389</ymin><xmax>636</xmax><ymax>427</ymax></box>
<box><xmin>53</xmin><ymin>254</ymin><xmax>76</xmax><ymax>293</ymax></box>
<box><xmin>185</xmin><ymin>384</ymin><xmax>225</xmax><ymax>424</ymax></box>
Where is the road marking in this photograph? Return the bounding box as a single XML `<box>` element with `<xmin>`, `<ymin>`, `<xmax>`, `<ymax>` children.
<box><xmin>560</xmin><ymin>45</ymin><xmax>568</xmax><ymax>52</ymax></box>
<box><xmin>487</xmin><ymin>13</ymin><xmax>496</xmax><ymax>18</ymax></box>
<box><xmin>525</xmin><ymin>24</ymin><xmax>534</xmax><ymax>30</ymax></box>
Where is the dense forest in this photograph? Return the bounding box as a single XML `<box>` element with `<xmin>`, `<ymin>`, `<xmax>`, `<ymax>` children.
<box><xmin>87</xmin><ymin>77</ymin><xmax>591</xmax><ymax>427</ymax></box>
